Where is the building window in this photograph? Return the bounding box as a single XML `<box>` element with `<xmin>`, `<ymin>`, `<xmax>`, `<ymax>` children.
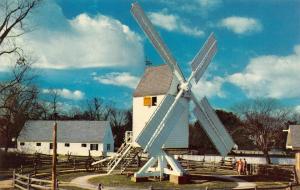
<box><xmin>20</xmin><ymin>142</ymin><xmax>25</xmax><ymax>146</ymax></box>
<box><xmin>65</xmin><ymin>143</ymin><xmax>70</xmax><ymax>147</ymax></box>
<box><xmin>50</xmin><ymin>143</ymin><xmax>53</xmax><ymax>149</ymax></box>
<box><xmin>90</xmin><ymin>144</ymin><xmax>98</xmax><ymax>151</ymax></box>
<box><xmin>81</xmin><ymin>143</ymin><xmax>87</xmax><ymax>147</ymax></box>
<box><xmin>107</xmin><ymin>144</ymin><xmax>111</xmax><ymax>151</ymax></box>
<box><xmin>36</xmin><ymin>142</ymin><xmax>41</xmax><ymax>146</ymax></box>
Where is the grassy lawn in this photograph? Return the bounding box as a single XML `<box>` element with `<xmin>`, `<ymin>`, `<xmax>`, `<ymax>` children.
<box><xmin>59</xmin><ymin>186</ymin><xmax>88</xmax><ymax>190</ymax></box>
<box><xmin>89</xmin><ymin>174</ymin><xmax>238</xmax><ymax>189</ymax></box>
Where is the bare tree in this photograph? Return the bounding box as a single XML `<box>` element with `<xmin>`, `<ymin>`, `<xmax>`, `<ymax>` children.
<box><xmin>108</xmin><ymin>107</ymin><xmax>130</xmax><ymax>147</ymax></box>
<box><xmin>234</xmin><ymin>98</ymin><xmax>290</xmax><ymax>164</ymax></box>
<box><xmin>86</xmin><ymin>97</ymin><xmax>111</xmax><ymax>120</ymax></box>
<box><xmin>0</xmin><ymin>0</ymin><xmax>40</xmax><ymax>57</ymax></box>
<box><xmin>0</xmin><ymin>62</ymin><xmax>43</xmax><ymax>152</ymax></box>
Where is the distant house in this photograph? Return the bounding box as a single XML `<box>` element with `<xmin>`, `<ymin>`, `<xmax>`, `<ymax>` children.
<box><xmin>286</xmin><ymin>125</ymin><xmax>300</xmax><ymax>150</ymax></box>
<box><xmin>17</xmin><ymin>120</ymin><xmax>114</xmax><ymax>156</ymax></box>
<box><xmin>285</xmin><ymin>125</ymin><xmax>300</xmax><ymax>182</ymax></box>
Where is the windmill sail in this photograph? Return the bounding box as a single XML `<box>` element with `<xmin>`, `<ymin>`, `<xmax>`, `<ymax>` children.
<box><xmin>131</xmin><ymin>3</ymin><xmax>185</xmax><ymax>83</ymax></box>
<box><xmin>136</xmin><ymin>95</ymin><xmax>186</xmax><ymax>156</ymax></box>
<box><xmin>193</xmin><ymin>96</ymin><xmax>235</xmax><ymax>156</ymax></box>
<box><xmin>191</xmin><ymin>33</ymin><xmax>217</xmax><ymax>83</ymax></box>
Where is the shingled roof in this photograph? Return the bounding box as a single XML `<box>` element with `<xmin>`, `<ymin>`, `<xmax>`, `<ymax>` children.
<box><xmin>286</xmin><ymin>125</ymin><xmax>300</xmax><ymax>150</ymax></box>
<box><xmin>18</xmin><ymin>120</ymin><xmax>110</xmax><ymax>143</ymax></box>
<box><xmin>134</xmin><ymin>64</ymin><xmax>173</xmax><ymax>97</ymax></box>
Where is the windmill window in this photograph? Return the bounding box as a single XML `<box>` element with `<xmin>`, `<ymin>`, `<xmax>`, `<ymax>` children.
<box><xmin>107</xmin><ymin>144</ymin><xmax>111</xmax><ymax>151</ymax></box>
<box><xmin>90</xmin><ymin>144</ymin><xmax>98</xmax><ymax>151</ymax></box>
<box><xmin>36</xmin><ymin>142</ymin><xmax>41</xmax><ymax>146</ymax></box>
<box><xmin>144</xmin><ymin>96</ymin><xmax>157</xmax><ymax>106</ymax></box>
<box><xmin>144</xmin><ymin>96</ymin><xmax>151</xmax><ymax>106</ymax></box>
<box><xmin>20</xmin><ymin>142</ymin><xmax>25</xmax><ymax>146</ymax></box>
<box><xmin>81</xmin><ymin>143</ymin><xmax>87</xmax><ymax>147</ymax></box>
<box><xmin>65</xmin><ymin>143</ymin><xmax>70</xmax><ymax>147</ymax></box>
<box><xmin>50</xmin><ymin>143</ymin><xmax>53</xmax><ymax>149</ymax></box>
<box><xmin>152</xmin><ymin>97</ymin><xmax>157</xmax><ymax>106</ymax></box>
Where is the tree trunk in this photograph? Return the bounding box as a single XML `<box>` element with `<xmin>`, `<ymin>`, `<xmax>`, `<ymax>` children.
<box><xmin>263</xmin><ymin>150</ymin><xmax>271</xmax><ymax>164</ymax></box>
<box><xmin>4</xmin><ymin>127</ymin><xmax>10</xmax><ymax>153</ymax></box>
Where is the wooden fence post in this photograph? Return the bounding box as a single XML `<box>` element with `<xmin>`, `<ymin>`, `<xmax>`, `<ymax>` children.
<box><xmin>27</xmin><ymin>174</ymin><xmax>31</xmax><ymax>190</ymax></box>
<box><xmin>34</xmin><ymin>162</ymin><xmax>37</xmax><ymax>176</ymax></box>
<box><xmin>52</xmin><ymin>122</ymin><xmax>57</xmax><ymax>190</ymax></box>
<box><xmin>12</xmin><ymin>169</ymin><xmax>15</xmax><ymax>188</ymax></box>
<box><xmin>73</xmin><ymin>158</ymin><xmax>76</xmax><ymax>170</ymax></box>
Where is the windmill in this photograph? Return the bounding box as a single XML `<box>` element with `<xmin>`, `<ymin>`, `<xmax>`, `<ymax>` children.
<box><xmin>91</xmin><ymin>2</ymin><xmax>235</xmax><ymax>182</ymax></box>
<box><xmin>130</xmin><ymin>2</ymin><xmax>235</xmax><ymax>181</ymax></box>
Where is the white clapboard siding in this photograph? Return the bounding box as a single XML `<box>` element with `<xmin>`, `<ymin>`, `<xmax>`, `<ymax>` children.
<box><xmin>132</xmin><ymin>95</ymin><xmax>189</xmax><ymax>149</ymax></box>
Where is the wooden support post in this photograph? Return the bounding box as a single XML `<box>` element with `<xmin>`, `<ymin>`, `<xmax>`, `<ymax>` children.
<box><xmin>52</xmin><ymin>122</ymin><xmax>57</xmax><ymax>190</ymax></box>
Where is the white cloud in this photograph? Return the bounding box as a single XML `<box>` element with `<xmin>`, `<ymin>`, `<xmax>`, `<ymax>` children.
<box><xmin>152</xmin><ymin>0</ymin><xmax>222</xmax><ymax>15</ymax></box>
<box><xmin>219</xmin><ymin>16</ymin><xmax>262</xmax><ymax>34</ymax></box>
<box><xmin>148</xmin><ymin>11</ymin><xmax>204</xmax><ymax>37</ymax></box>
<box><xmin>295</xmin><ymin>105</ymin><xmax>300</xmax><ymax>113</ymax></box>
<box><xmin>93</xmin><ymin>72</ymin><xmax>140</xmax><ymax>89</ymax></box>
<box><xmin>196</xmin><ymin>0</ymin><xmax>222</xmax><ymax>8</ymax></box>
<box><xmin>192</xmin><ymin>76</ymin><xmax>225</xmax><ymax>98</ymax></box>
<box><xmin>228</xmin><ymin>45</ymin><xmax>300</xmax><ymax>98</ymax></box>
<box><xmin>0</xmin><ymin>1</ymin><xmax>144</xmax><ymax>70</ymax></box>
<box><xmin>42</xmin><ymin>88</ymin><xmax>85</xmax><ymax>100</ymax></box>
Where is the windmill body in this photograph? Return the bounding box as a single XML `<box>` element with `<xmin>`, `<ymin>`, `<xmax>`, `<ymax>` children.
<box><xmin>132</xmin><ymin>65</ymin><xmax>189</xmax><ymax>150</ymax></box>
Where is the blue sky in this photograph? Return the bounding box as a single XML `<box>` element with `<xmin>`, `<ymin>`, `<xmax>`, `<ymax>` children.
<box><xmin>1</xmin><ymin>0</ymin><xmax>300</xmax><ymax>112</ymax></box>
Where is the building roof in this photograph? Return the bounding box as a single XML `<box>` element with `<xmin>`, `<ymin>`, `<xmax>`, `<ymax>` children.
<box><xmin>133</xmin><ymin>64</ymin><xmax>174</xmax><ymax>97</ymax></box>
<box><xmin>286</xmin><ymin>125</ymin><xmax>300</xmax><ymax>150</ymax></box>
<box><xmin>18</xmin><ymin>120</ymin><xmax>110</xmax><ymax>143</ymax></box>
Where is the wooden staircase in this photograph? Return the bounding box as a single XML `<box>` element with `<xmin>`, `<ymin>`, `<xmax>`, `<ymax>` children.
<box><xmin>93</xmin><ymin>131</ymin><xmax>143</xmax><ymax>174</ymax></box>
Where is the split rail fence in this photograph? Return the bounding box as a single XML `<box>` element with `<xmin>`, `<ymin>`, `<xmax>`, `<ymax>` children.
<box><xmin>12</xmin><ymin>170</ymin><xmax>58</xmax><ymax>190</ymax></box>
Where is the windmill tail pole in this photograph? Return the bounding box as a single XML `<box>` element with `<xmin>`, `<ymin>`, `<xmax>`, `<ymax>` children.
<box><xmin>52</xmin><ymin>122</ymin><xmax>57</xmax><ymax>190</ymax></box>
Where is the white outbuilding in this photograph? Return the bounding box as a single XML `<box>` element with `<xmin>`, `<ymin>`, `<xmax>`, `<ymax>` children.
<box><xmin>17</xmin><ymin>120</ymin><xmax>114</xmax><ymax>156</ymax></box>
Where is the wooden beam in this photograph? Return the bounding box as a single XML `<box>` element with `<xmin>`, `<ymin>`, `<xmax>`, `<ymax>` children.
<box><xmin>52</xmin><ymin>122</ymin><xmax>57</xmax><ymax>190</ymax></box>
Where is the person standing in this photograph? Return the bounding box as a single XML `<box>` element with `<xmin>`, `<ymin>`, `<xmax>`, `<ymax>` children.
<box><xmin>241</xmin><ymin>158</ymin><xmax>245</xmax><ymax>175</ymax></box>
<box><xmin>243</xmin><ymin>158</ymin><xmax>248</xmax><ymax>175</ymax></box>
<box><xmin>237</xmin><ymin>158</ymin><xmax>242</xmax><ymax>175</ymax></box>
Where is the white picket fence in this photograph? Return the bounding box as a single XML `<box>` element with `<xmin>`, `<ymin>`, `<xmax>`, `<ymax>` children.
<box><xmin>175</xmin><ymin>155</ymin><xmax>295</xmax><ymax>165</ymax></box>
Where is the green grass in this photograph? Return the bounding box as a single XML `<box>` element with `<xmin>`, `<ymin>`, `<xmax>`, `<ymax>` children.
<box><xmin>59</xmin><ymin>186</ymin><xmax>88</xmax><ymax>190</ymax></box>
<box><xmin>88</xmin><ymin>174</ymin><xmax>238</xmax><ymax>189</ymax></box>
<box><xmin>255</xmin><ymin>181</ymin><xmax>290</xmax><ymax>188</ymax></box>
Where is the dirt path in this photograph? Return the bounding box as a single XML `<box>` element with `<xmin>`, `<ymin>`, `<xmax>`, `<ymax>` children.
<box><xmin>69</xmin><ymin>174</ymin><xmax>146</xmax><ymax>190</ymax></box>
<box><xmin>0</xmin><ymin>179</ymin><xmax>13</xmax><ymax>189</ymax></box>
<box><xmin>69</xmin><ymin>173</ymin><xmax>255</xmax><ymax>190</ymax></box>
